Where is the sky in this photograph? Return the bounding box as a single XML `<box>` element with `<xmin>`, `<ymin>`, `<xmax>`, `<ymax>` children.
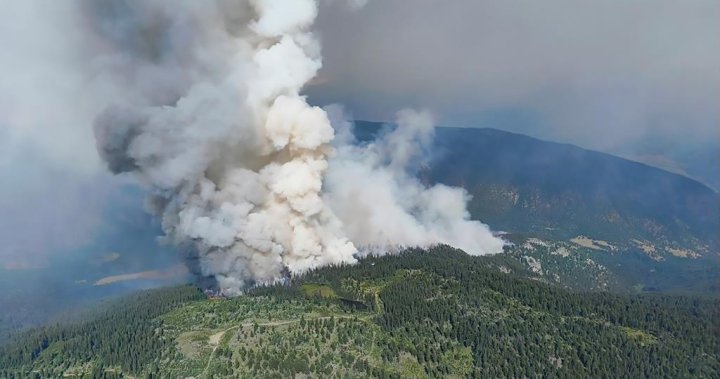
<box><xmin>0</xmin><ymin>1</ymin><xmax>185</xmax><ymax>269</ymax></box>
<box><xmin>309</xmin><ymin>0</ymin><xmax>720</xmax><ymax>185</ymax></box>
<box><xmin>0</xmin><ymin>0</ymin><xmax>718</xmax><ymax>268</ymax></box>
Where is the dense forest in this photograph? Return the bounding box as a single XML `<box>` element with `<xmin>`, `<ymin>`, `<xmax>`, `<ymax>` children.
<box><xmin>0</xmin><ymin>286</ymin><xmax>205</xmax><ymax>378</ymax></box>
<box><xmin>1</xmin><ymin>246</ymin><xmax>718</xmax><ymax>378</ymax></box>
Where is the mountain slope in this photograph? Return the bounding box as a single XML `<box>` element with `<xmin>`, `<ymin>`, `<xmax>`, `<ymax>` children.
<box><xmin>1</xmin><ymin>247</ymin><xmax>717</xmax><ymax>378</ymax></box>
<box><xmin>356</xmin><ymin>121</ymin><xmax>719</xmax><ymax>253</ymax></box>
<box><xmin>354</xmin><ymin>121</ymin><xmax>719</xmax><ymax>293</ymax></box>
<box><xmin>432</xmin><ymin>126</ymin><xmax>717</xmax><ymax>247</ymax></box>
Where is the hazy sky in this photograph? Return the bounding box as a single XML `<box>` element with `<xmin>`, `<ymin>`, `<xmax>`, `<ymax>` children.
<box><xmin>310</xmin><ymin>0</ymin><xmax>720</xmax><ymax>153</ymax></box>
<box><xmin>0</xmin><ymin>0</ymin><xmax>718</xmax><ymax>266</ymax></box>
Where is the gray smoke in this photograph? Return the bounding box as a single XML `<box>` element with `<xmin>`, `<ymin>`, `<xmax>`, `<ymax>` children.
<box><xmin>90</xmin><ymin>0</ymin><xmax>504</xmax><ymax>295</ymax></box>
<box><xmin>325</xmin><ymin>107</ymin><xmax>505</xmax><ymax>255</ymax></box>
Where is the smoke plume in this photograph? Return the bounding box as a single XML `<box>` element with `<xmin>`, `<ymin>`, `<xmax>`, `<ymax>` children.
<box><xmin>91</xmin><ymin>0</ymin><xmax>503</xmax><ymax>294</ymax></box>
<box><xmin>325</xmin><ymin>107</ymin><xmax>505</xmax><ymax>256</ymax></box>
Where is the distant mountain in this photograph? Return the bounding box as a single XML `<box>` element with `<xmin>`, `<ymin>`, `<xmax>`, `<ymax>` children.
<box><xmin>356</xmin><ymin>121</ymin><xmax>718</xmax><ymax>253</ymax></box>
<box><xmin>355</xmin><ymin>121</ymin><xmax>719</xmax><ymax>294</ymax></box>
<box><xmin>613</xmin><ymin>139</ymin><xmax>720</xmax><ymax>192</ymax></box>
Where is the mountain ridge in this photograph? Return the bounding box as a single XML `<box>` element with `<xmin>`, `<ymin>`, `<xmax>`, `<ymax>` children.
<box><xmin>354</xmin><ymin>120</ymin><xmax>719</xmax><ymax>254</ymax></box>
<box><xmin>352</xmin><ymin>121</ymin><xmax>718</xmax><ymax>294</ymax></box>
<box><xmin>355</xmin><ymin>120</ymin><xmax>719</xmax><ymax>194</ymax></box>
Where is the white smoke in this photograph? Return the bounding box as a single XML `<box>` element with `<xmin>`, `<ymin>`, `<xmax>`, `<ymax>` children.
<box><xmin>91</xmin><ymin>0</ymin><xmax>504</xmax><ymax>294</ymax></box>
<box><xmin>325</xmin><ymin>108</ymin><xmax>504</xmax><ymax>256</ymax></box>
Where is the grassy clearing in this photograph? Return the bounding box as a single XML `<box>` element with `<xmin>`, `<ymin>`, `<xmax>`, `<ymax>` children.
<box><xmin>299</xmin><ymin>283</ymin><xmax>338</xmax><ymax>299</ymax></box>
<box><xmin>621</xmin><ymin>327</ymin><xmax>657</xmax><ymax>345</ymax></box>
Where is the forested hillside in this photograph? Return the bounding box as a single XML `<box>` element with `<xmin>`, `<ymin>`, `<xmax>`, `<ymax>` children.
<box><xmin>355</xmin><ymin>121</ymin><xmax>719</xmax><ymax>251</ymax></box>
<box><xmin>2</xmin><ymin>247</ymin><xmax>717</xmax><ymax>378</ymax></box>
<box><xmin>355</xmin><ymin>121</ymin><xmax>720</xmax><ymax>294</ymax></box>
